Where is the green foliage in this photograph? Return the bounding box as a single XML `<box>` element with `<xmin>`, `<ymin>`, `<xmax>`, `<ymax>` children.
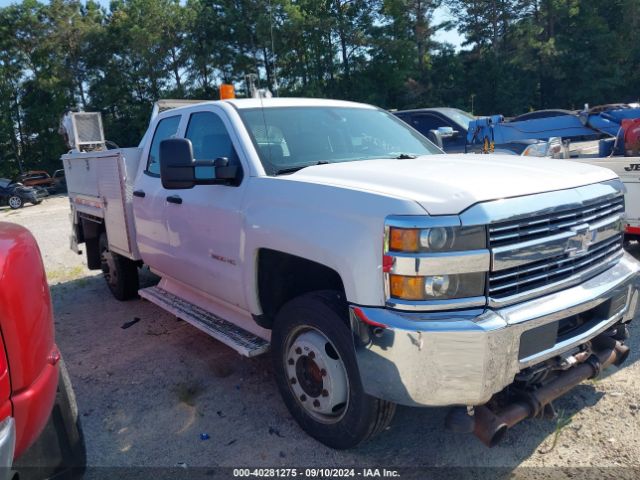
<box><xmin>0</xmin><ymin>0</ymin><xmax>638</xmax><ymax>177</ymax></box>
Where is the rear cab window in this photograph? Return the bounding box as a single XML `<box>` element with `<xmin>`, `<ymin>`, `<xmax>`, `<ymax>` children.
<box><xmin>146</xmin><ymin>115</ymin><xmax>181</xmax><ymax>176</ymax></box>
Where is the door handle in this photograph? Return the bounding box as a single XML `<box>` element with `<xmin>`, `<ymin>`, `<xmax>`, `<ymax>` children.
<box><xmin>133</xmin><ymin>190</ymin><xmax>146</xmax><ymax>198</ymax></box>
<box><xmin>166</xmin><ymin>195</ymin><xmax>183</xmax><ymax>205</ymax></box>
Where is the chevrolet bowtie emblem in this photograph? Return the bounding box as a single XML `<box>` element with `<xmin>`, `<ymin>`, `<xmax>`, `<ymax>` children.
<box><xmin>565</xmin><ymin>224</ymin><xmax>596</xmax><ymax>258</ymax></box>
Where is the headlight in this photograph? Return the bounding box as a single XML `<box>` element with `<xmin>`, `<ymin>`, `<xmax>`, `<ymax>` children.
<box><xmin>420</xmin><ymin>227</ymin><xmax>449</xmax><ymax>249</ymax></box>
<box><xmin>385</xmin><ymin>217</ymin><xmax>489</xmax><ymax>309</ymax></box>
<box><xmin>522</xmin><ymin>142</ymin><xmax>549</xmax><ymax>157</ymax></box>
<box><xmin>388</xmin><ymin>225</ymin><xmax>486</xmax><ymax>252</ymax></box>
<box><xmin>521</xmin><ymin>137</ymin><xmax>566</xmax><ymax>158</ymax></box>
<box><xmin>389</xmin><ymin>272</ymin><xmax>485</xmax><ymax>301</ymax></box>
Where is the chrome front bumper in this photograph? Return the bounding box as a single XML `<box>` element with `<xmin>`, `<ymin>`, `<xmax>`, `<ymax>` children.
<box><xmin>351</xmin><ymin>253</ymin><xmax>640</xmax><ymax>407</ymax></box>
<box><xmin>0</xmin><ymin>417</ymin><xmax>15</xmax><ymax>478</ymax></box>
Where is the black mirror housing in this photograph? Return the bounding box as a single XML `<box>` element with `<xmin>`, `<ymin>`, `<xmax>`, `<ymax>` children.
<box><xmin>213</xmin><ymin>157</ymin><xmax>240</xmax><ymax>182</ymax></box>
<box><xmin>160</xmin><ymin>138</ymin><xmax>196</xmax><ymax>189</ymax></box>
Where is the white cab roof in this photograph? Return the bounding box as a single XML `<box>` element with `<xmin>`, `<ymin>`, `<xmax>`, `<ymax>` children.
<box><xmin>154</xmin><ymin>98</ymin><xmax>378</xmax><ymax>119</ymax></box>
<box><xmin>175</xmin><ymin>97</ymin><xmax>377</xmax><ymax>111</ymax></box>
<box><xmin>224</xmin><ymin>97</ymin><xmax>376</xmax><ymax>110</ymax></box>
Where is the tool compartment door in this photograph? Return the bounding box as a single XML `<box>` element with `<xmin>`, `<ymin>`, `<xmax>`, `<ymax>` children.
<box><xmin>619</xmin><ymin>157</ymin><xmax>640</xmax><ymax>228</ymax></box>
<box><xmin>97</xmin><ymin>153</ymin><xmax>132</xmax><ymax>257</ymax></box>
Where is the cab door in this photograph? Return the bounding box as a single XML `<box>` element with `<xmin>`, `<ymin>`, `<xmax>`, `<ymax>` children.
<box><xmin>132</xmin><ymin>114</ymin><xmax>182</xmax><ymax>275</ymax></box>
<box><xmin>162</xmin><ymin>107</ymin><xmax>248</xmax><ymax>310</ymax></box>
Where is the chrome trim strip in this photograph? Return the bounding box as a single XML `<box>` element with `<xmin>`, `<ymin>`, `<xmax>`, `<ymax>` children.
<box><xmin>488</xmin><ymin>250</ymin><xmax>623</xmax><ymax>308</ymax></box>
<box><xmin>389</xmin><ymin>249</ymin><xmax>490</xmax><ymax>275</ymax></box>
<box><xmin>490</xmin><ymin>238</ymin><xmax>621</xmax><ymax>284</ymax></box>
<box><xmin>624</xmin><ymin>289</ymin><xmax>639</xmax><ymax>322</ymax></box>
<box><xmin>492</xmin><ymin>230</ymin><xmax>575</xmax><ymax>271</ymax></box>
<box><xmin>460</xmin><ymin>179</ymin><xmax>625</xmax><ymax>227</ymax></box>
<box><xmin>0</xmin><ymin>417</ymin><xmax>15</xmax><ymax>472</ymax></box>
<box><xmin>492</xmin><ymin>217</ymin><xmax>622</xmax><ymax>271</ymax></box>
<box><xmin>489</xmin><ymin>201</ymin><xmax>624</xmax><ymax>243</ymax></box>
<box><xmin>385</xmin><ymin>294</ymin><xmax>486</xmax><ymax>311</ymax></box>
<box><xmin>385</xmin><ymin>215</ymin><xmax>461</xmax><ymax>229</ymax></box>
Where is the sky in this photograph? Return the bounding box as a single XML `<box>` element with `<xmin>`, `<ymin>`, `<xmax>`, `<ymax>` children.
<box><xmin>0</xmin><ymin>0</ymin><xmax>465</xmax><ymax>49</ymax></box>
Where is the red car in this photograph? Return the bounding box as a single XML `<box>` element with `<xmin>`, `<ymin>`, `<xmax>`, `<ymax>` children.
<box><xmin>15</xmin><ymin>171</ymin><xmax>55</xmax><ymax>190</ymax></box>
<box><xmin>0</xmin><ymin>223</ymin><xmax>84</xmax><ymax>476</ymax></box>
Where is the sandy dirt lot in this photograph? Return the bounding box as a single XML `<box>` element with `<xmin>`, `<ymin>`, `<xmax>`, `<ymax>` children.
<box><xmin>3</xmin><ymin>196</ymin><xmax>640</xmax><ymax>477</ymax></box>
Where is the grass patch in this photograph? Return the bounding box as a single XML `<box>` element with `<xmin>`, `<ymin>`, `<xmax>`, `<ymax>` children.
<box><xmin>539</xmin><ymin>409</ymin><xmax>574</xmax><ymax>454</ymax></box>
<box><xmin>46</xmin><ymin>265</ymin><xmax>87</xmax><ymax>283</ymax></box>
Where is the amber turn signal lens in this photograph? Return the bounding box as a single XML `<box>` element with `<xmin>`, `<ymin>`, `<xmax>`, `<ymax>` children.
<box><xmin>389</xmin><ymin>228</ymin><xmax>420</xmax><ymax>252</ymax></box>
<box><xmin>389</xmin><ymin>275</ymin><xmax>425</xmax><ymax>300</ymax></box>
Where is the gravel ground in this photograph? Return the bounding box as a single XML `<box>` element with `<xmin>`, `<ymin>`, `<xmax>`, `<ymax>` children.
<box><xmin>3</xmin><ymin>196</ymin><xmax>640</xmax><ymax>478</ymax></box>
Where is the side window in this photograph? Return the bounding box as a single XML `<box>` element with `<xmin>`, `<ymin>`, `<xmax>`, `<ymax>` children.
<box><xmin>411</xmin><ymin>114</ymin><xmax>450</xmax><ymax>136</ymax></box>
<box><xmin>185</xmin><ymin>111</ymin><xmax>240</xmax><ymax>180</ymax></box>
<box><xmin>146</xmin><ymin>115</ymin><xmax>181</xmax><ymax>175</ymax></box>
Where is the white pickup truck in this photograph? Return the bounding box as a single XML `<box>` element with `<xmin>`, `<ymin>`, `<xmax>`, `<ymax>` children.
<box><xmin>63</xmin><ymin>98</ymin><xmax>640</xmax><ymax>449</ymax></box>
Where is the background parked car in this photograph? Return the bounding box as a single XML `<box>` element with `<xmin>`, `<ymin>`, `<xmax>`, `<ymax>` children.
<box><xmin>0</xmin><ymin>179</ymin><xmax>47</xmax><ymax>209</ymax></box>
<box><xmin>393</xmin><ymin>107</ymin><xmax>474</xmax><ymax>153</ymax></box>
<box><xmin>16</xmin><ymin>171</ymin><xmax>55</xmax><ymax>191</ymax></box>
<box><xmin>0</xmin><ymin>222</ymin><xmax>85</xmax><ymax>479</ymax></box>
<box><xmin>52</xmin><ymin>169</ymin><xmax>67</xmax><ymax>193</ymax></box>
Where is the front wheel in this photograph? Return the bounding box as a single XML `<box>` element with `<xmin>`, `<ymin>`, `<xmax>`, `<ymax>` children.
<box><xmin>271</xmin><ymin>290</ymin><xmax>396</xmax><ymax>449</ymax></box>
<box><xmin>99</xmin><ymin>233</ymin><xmax>139</xmax><ymax>300</ymax></box>
<box><xmin>8</xmin><ymin>195</ymin><xmax>23</xmax><ymax>209</ymax></box>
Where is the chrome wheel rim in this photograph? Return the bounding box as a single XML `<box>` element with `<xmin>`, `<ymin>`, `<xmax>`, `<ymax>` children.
<box><xmin>8</xmin><ymin>196</ymin><xmax>21</xmax><ymax>209</ymax></box>
<box><xmin>285</xmin><ymin>326</ymin><xmax>349</xmax><ymax>423</ymax></box>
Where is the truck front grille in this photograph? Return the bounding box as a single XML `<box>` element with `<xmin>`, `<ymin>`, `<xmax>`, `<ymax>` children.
<box><xmin>489</xmin><ymin>233</ymin><xmax>623</xmax><ymax>298</ymax></box>
<box><xmin>488</xmin><ymin>194</ymin><xmax>624</xmax><ymax>303</ymax></box>
<box><xmin>489</xmin><ymin>195</ymin><xmax>624</xmax><ymax>247</ymax></box>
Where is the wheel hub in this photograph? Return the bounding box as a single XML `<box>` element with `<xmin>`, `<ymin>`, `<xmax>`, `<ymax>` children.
<box><xmin>101</xmin><ymin>249</ymin><xmax>117</xmax><ymax>286</ymax></box>
<box><xmin>286</xmin><ymin>329</ymin><xmax>348</xmax><ymax>420</ymax></box>
<box><xmin>295</xmin><ymin>355</ymin><xmax>324</xmax><ymax>398</ymax></box>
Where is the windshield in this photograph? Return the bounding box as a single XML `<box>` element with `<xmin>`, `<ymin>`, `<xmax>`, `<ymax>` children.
<box><xmin>238</xmin><ymin>106</ymin><xmax>442</xmax><ymax>175</ymax></box>
<box><xmin>438</xmin><ymin>108</ymin><xmax>475</xmax><ymax>129</ymax></box>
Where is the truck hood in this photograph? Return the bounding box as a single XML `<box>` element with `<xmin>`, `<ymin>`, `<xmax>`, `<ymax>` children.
<box><xmin>289</xmin><ymin>154</ymin><xmax>618</xmax><ymax>215</ymax></box>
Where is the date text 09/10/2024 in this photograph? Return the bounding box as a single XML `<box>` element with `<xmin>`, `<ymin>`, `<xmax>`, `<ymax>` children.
<box><xmin>232</xmin><ymin>468</ymin><xmax>400</xmax><ymax>478</ymax></box>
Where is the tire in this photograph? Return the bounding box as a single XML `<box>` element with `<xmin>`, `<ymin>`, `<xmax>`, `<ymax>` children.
<box><xmin>8</xmin><ymin>195</ymin><xmax>23</xmax><ymax>209</ymax></box>
<box><xmin>53</xmin><ymin>358</ymin><xmax>87</xmax><ymax>476</ymax></box>
<box><xmin>271</xmin><ymin>290</ymin><xmax>396</xmax><ymax>449</ymax></box>
<box><xmin>13</xmin><ymin>358</ymin><xmax>86</xmax><ymax>480</ymax></box>
<box><xmin>99</xmin><ymin>233</ymin><xmax>139</xmax><ymax>300</ymax></box>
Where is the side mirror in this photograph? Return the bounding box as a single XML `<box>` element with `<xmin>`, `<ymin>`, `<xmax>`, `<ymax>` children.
<box><xmin>160</xmin><ymin>138</ymin><xmax>196</xmax><ymax>190</ymax></box>
<box><xmin>427</xmin><ymin>129</ymin><xmax>444</xmax><ymax>149</ymax></box>
<box><xmin>437</xmin><ymin>126</ymin><xmax>458</xmax><ymax>139</ymax></box>
<box><xmin>213</xmin><ymin>157</ymin><xmax>240</xmax><ymax>182</ymax></box>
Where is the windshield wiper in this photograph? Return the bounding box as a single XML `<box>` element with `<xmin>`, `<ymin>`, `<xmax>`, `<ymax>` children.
<box><xmin>275</xmin><ymin>161</ymin><xmax>330</xmax><ymax>175</ymax></box>
<box><xmin>391</xmin><ymin>153</ymin><xmax>419</xmax><ymax>159</ymax></box>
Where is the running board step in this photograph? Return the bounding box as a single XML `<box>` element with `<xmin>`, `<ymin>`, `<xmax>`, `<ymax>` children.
<box><xmin>139</xmin><ymin>286</ymin><xmax>269</xmax><ymax>357</ymax></box>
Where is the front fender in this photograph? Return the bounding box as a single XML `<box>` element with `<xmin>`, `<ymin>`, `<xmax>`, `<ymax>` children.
<box><xmin>241</xmin><ymin>177</ymin><xmax>426</xmax><ymax>314</ymax></box>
